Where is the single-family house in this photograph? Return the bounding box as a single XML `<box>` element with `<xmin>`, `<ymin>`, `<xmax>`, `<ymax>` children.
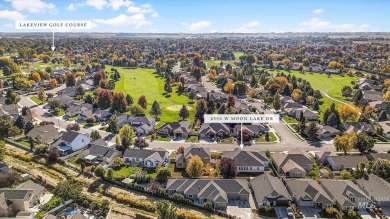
<box><xmin>326</xmin><ymin>155</ymin><xmax>368</xmax><ymax>171</ymax></box>
<box><xmin>223</xmin><ymin>148</ymin><xmax>268</xmax><ymax>173</ymax></box>
<box><xmin>157</xmin><ymin>120</ymin><xmax>191</xmax><ymax>138</ymax></box>
<box><xmin>233</xmin><ymin>124</ymin><xmax>266</xmax><ymax>137</ymax></box>
<box><xmin>175</xmin><ymin>144</ymin><xmax>212</xmax><ymax>169</ymax></box>
<box><xmin>314</xmin><ymin>151</ymin><xmax>337</xmax><ymax>164</ymax></box>
<box><xmin>26</xmin><ymin>125</ymin><xmax>59</xmax><ymax>144</ymax></box>
<box><xmin>285</xmin><ymin>179</ymin><xmax>335</xmax><ymax>209</ymax></box>
<box><xmin>123</xmin><ymin>148</ymin><xmax>169</xmax><ymax>168</ymax></box>
<box><xmin>272</xmin><ymin>148</ymin><xmax>313</xmax><ymax>175</ymax></box>
<box><xmin>378</xmin><ymin>121</ymin><xmax>390</xmax><ymax>140</ymax></box>
<box><xmin>199</xmin><ymin>123</ymin><xmax>230</xmax><ymax>138</ymax></box>
<box><xmin>15</xmin><ymin>181</ymin><xmax>44</xmax><ymax>205</ymax></box>
<box><xmin>251</xmin><ymin>174</ymin><xmax>292</xmax><ymax>208</ymax></box>
<box><xmin>166</xmin><ymin>179</ymin><xmax>250</xmax><ymax>208</ymax></box>
<box><xmin>356</xmin><ymin>174</ymin><xmax>390</xmax><ymax>207</ymax></box>
<box><xmin>366</xmin><ymin>153</ymin><xmax>390</xmax><ymax>161</ymax></box>
<box><xmin>80</xmin><ymin>139</ymin><xmax>121</xmax><ymax>166</ymax></box>
<box><xmin>316</xmin><ymin>125</ymin><xmax>342</xmax><ymax>139</ymax></box>
<box><xmin>52</xmin><ymin>131</ymin><xmax>90</xmax><ymax>155</ymax></box>
<box><xmin>320</xmin><ymin>179</ymin><xmax>371</xmax><ymax>210</ymax></box>
<box><xmin>339</xmin><ymin>122</ymin><xmax>375</xmax><ymax>135</ymax></box>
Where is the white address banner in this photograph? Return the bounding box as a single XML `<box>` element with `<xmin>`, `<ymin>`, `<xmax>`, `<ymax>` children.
<box><xmin>204</xmin><ymin>114</ymin><xmax>280</xmax><ymax>123</ymax></box>
<box><xmin>15</xmin><ymin>20</ymin><xmax>92</xmax><ymax>30</ymax></box>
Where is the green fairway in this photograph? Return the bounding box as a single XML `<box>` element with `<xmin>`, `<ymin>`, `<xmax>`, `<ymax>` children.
<box><xmin>233</xmin><ymin>52</ymin><xmax>244</xmax><ymax>60</ymax></box>
<box><xmin>205</xmin><ymin>60</ymin><xmax>237</xmax><ymax>70</ymax></box>
<box><xmin>112</xmin><ymin>67</ymin><xmax>195</xmax><ymax>124</ymax></box>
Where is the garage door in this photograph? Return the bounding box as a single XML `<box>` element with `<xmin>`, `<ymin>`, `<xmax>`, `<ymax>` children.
<box><xmin>300</xmin><ymin>201</ymin><xmax>313</xmax><ymax>207</ymax></box>
<box><xmin>275</xmin><ymin>200</ymin><xmax>290</xmax><ymax>206</ymax></box>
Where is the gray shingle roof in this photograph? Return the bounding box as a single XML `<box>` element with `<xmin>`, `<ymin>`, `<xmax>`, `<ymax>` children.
<box><xmin>326</xmin><ymin>155</ymin><xmax>369</xmax><ymax>169</ymax></box>
<box><xmin>61</xmin><ymin>131</ymin><xmax>82</xmax><ymax>143</ymax></box>
<box><xmin>285</xmin><ymin>179</ymin><xmax>334</xmax><ymax>205</ymax></box>
<box><xmin>223</xmin><ymin>149</ymin><xmax>267</xmax><ymax>167</ymax></box>
<box><xmin>251</xmin><ymin>174</ymin><xmax>291</xmax><ymax>203</ymax></box>
<box><xmin>26</xmin><ymin>124</ymin><xmax>59</xmax><ymax>144</ymax></box>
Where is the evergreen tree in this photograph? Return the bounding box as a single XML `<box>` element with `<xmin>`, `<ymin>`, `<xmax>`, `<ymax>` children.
<box><xmin>14</xmin><ymin>115</ymin><xmax>25</xmax><ymax>129</ymax></box>
<box><xmin>379</xmin><ymin>110</ymin><xmax>388</xmax><ymax>121</ymax></box>
<box><xmin>24</xmin><ymin>121</ymin><xmax>34</xmax><ymax>135</ymax></box>
<box><xmin>126</xmin><ymin>94</ymin><xmax>134</xmax><ymax>105</ymax></box>
<box><xmin>273</xmin><ymin>92</ymin><xmax>281</xmax><ymax>111</ymax></box>
<box><xmin>150</xmin><ymin>100</ymin><xmax>162</xmax><ymax>119</ymax></box>
<box><xmin>305</xmin><ymin>122</ymin><xmax>319</xmax><ymax>141</ymax></box>
<box><xmin>179</xmin><ymin>105</ymin><xmax>189</xmax><ymax>120</ymax></box>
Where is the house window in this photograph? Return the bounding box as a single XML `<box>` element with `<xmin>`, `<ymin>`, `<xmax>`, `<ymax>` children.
<box><xmin>188</xmin><ymin>195</ymin><xmax>193</xmax><ymax>198</ymax></box>
<box><xmin>257</xmin><ymin>167</ymin><xmax>260</xmax><ymax>170</ymax></box>
<box><xmin>82</xmin><ymin>139</ymin><xmax>84</xmax><ymax>142</ymax></box>
<box><xmin>250</xmin><ymin>167</ymin><xmax>252</xmax><ymax>170</ymax></box>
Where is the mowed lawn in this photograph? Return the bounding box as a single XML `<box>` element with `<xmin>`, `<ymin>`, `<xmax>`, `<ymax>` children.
<box><xmin>113</xmin><ymin>67</ymin><xmax>195</xmax><ymax>124</ymax></box>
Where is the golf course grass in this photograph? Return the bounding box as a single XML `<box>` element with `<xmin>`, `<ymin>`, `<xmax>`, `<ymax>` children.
<box><xmin>112</xmin><ymin>67</ymin><xmax>195</xmax><ymax>124</ymax></box>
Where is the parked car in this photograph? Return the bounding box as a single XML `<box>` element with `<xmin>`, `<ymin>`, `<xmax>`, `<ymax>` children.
<box><xmin>286</xmin><ymin>207</ymin><xmax>294</xmax><ymax>218</ymax></box>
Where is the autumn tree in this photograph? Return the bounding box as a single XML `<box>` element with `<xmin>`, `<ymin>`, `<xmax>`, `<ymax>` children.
<box><xmin>49</xmin><ymin>79</ymin><xmax>57</xmax><ymax>87</ymax></box>
<box><xmin>384</xmin><ymin>91</ymin><xmax>390</xmax><ymax>102</ymax></box>
<box><xmin>291</xmin><ymin>89</ymin><xmax>303</xmax><ymax>102</ymax></box>
<box><xmin>138</xmin><ymin>95</ymin><xmax>147</xmax><ymax>109</ymax></box>
<box><xmin>134</xmin><ymin>138</ymin><xmax>149</xmax><ymax>149</ymax></box>
<box><xmin>204</xmin><ymin>163</ymin><xmax>216</xmax><ymax>177</ymax></box>
<box><xmin>334</xmin><ymin>131</ymin><xmax>357</xmax><ymax>154</ymax></box>
<box><xmin>227</xmin><ymin>95</ymin><xmax>235</xmax><ymax>108</ymax></box>
<box><xmin>31</xmin><ymin>72</ymin><xmax>41</xmax><ymax>82</ymax></box>
<box><xmin>97</xmin><ymin>89</ymin><xmax>113</xmax><ymax>109</ymax></box>
<box><xmin>179</xmin><ymin>105</ymin><xmax>189</xmax><ymax>120</ymax></box>
<box><xmin>150</xmin><ymin>100</ymin><xmax>162</xmax><ymax>119</ymax></box>
<box><xmin>220</xmin><ymin>157</ymin><xmax>237</xmax><ymax>179</ymax></box>
<box><xmin>224</xmin><ymin>81</ymin><xmax>235</xmax><ymax>93</ymax></box>
<box><xmin>192</xmin><ymin>66</ymin><xmax>202</xmax><ymax>81</ymax></box>
<box><xmin>337</xmin><ymin>104</ymin><xmax>361</xmax><ymax>122</ymax></box>
<box><xmin>186</xmin><ymin>155</ymin><xmax>204</xmax><ymax>178</ymax></box>
<box><xmin>66</xmin><ymin>123</ymin><xmax>80</xmax><ymax>131</ymax></box>
<box><xmin>111</xmin><ymin>92</ymin><xmax>127</xmax><ymax>113</ymax></box>
<box><xmin>177</xmin><ymin>146</ymin><xmax>184</xmax><ymax>154</ymax></box>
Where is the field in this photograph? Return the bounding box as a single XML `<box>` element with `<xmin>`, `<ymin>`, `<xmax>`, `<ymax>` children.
<box><xmin>112</xmin><ymin>67</ymin><xmax>195</xmax><ymax>124</ymax></box>
<box><xmin>268</xmin><ymin>69</ymin><xmax>360</xmax><ymax>118</ymax></box>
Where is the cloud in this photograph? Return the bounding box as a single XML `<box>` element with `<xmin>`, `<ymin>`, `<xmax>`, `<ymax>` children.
<box><xmin>126</xmin><ymin>4</ymin><xmax>155</xmax><ymax>14</ymax></box>
<box><xmin>93</xmin><ymin>13</ymin><xmax>150</xmax><ymax>28</ymax></box>
<box><xmin>151</xmin><ymin>13</ymin><xmax>159</xmax><ymax>18</ymax></box>
<box><xmin>5</xmin><ymin>0</ymin><xmax>56</xmax><ymax>13</ymax></box>
<box><xmin>108</xmin><ymin>0</ymin><xmax>133</xmax><ymax>10</ymax></box>
<box><xmin>0</xmin><ymin>10</ymin><xmax>25</xmax><ymax>20</ymax></box>
<box><xmin>227</xmin><ymin>21</ymin><xmax>260</xmax><ymax>33</ymax></box>
<box><xmin>85</xmin><ymin>0</ymin><xmax>107</xmax><ymax>9</ymax></box>
<box><xmin>67</xmin><ymin>3</ymin><xmax>76</xmax><ymax>10</ymax></box>
<box><xmin>181</xmin><ymin>21</ymin><xmax>212</xmax><ymax>31</ymax></box>
<box><xmin>299</xmin><ymin>17</ymin><xmax>369</xmax><ymax>32</ymax></box>
<box><xmin>313</xmin><ymin>9</ymin><xmax>324</xmax><ymax>14</ymax></box>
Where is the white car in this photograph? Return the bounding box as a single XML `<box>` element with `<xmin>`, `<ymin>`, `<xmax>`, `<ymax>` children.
<box><xmin>286</xmin><ymin>207</ymin><xmax>294</xmax><ymax>218</ymax></box>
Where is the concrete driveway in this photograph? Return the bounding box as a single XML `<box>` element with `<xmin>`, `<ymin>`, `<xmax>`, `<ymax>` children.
<box><xmin>382</xmin><ymin>207</ymin><xmax>390</xmax><ymax>219</ymax></box>
<box><xmin>300</xmin><ymin>207</ymin><xmax>321</xmax><ymax>218</ymax></box>
<box><xmin>359</xmin><ymin>209</ymin><xmax>376</xmax><ymax>219</ymax></box>
<box><xmin>226</xmin><ymin>206</ymin><xmax>253</xmax><ymax>219</ymax></box>
<box><xmin>275</xmin><ymin>207</ymin><xmax>288</xmax><ymax>219</ymax></box>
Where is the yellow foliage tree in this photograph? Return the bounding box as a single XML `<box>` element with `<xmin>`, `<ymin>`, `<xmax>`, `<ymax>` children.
<box><xmin>49</xmin><ymin>79</ymin><xmax>58</xmax><ymax>87</ymax></box>
<box><xmin>334</xmin><ymin>131</ymin><xmax>357</xmax><ymax>154</ymax></box>
<box><xmin>291</xmin><ymin>89</ymin><xmax>303</xmax><ymax>101</ymax></box>
<box><xmin>224</xmin><ymin>81</ymin><xmax>235</xmax><ymax>94</ymax></box>
<box><xmin>384</xmin><ymin>79</ymin><xmax>390</xmax><ymax>88</ymax></box>
<box><xmin>384</xmin><ymin>91</ymin><xmax>390</xmax><ymax>102</ymax></box>
<box><xmin>337</xmin><ymin>104</ymin><xmax>361</xmax><ymax>122</ymax></box>
<box><xmin>246</xmin><ymin>88</ymin><xmax>257</xmax><ymax>98</ymax></box>
<box><xmin>207</xmin><ymin>72</ymin><xmax>216</xmax><ymax>81</ymax></box>
<box><xmin>204</xmin><ymin>163</ymin><xmax>216</xmax><ymax>178</ymax></box>
<box><xmin>186</xmin><ymin>155</ymin><xmax>204</xmax><ymax>178</ymax></box>
<box><xmin>31</xmin><ymin>72</ymin><xmax>41</xmax><ymax>82</ymax></box>
<box><xmin>275</xmin><ymin>76</ymin><xmax>288</xmax><ymax>88</ymax></box>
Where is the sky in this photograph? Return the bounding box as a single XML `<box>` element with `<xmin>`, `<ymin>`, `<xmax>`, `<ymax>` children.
<box><xmin>0</xmin><ymin>0</ymin><xmax>389</xmax><ymax>33</ymax></box>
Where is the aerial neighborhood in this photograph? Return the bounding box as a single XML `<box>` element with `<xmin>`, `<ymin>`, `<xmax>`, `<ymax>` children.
<box><xmin>0</xmin><ymin>31</ymin><xmax>390</xmax><ymax>219</ymax></box>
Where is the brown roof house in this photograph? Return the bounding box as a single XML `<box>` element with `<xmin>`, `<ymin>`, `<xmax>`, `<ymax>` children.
<box><xmin>272</xmin><ymin>148</ymin><xmax>313</xmax><ymax>178</ymax></box>
<box><xmin>251</xmin><ymin>174</ymin><xmax>291</xmax><ymax>208</ymax></box>
<box><xmin>314</xmin><ymin>151</ymin><xmax>337</xmax><ymax>164</ymax></box>
<box><xmin>166</xmin><ymin>179</ymin><xmax>250</xmax><ymax>209</ymax></box>
<box><xmin>223</xmin><ymin>148</ymin><xmax>268</xmax><ymax>173</ymax></box>
<box><xmin>175</xmin><ymin>144</ymin><xmax>212</xmax><ymax>169</ymax></box>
